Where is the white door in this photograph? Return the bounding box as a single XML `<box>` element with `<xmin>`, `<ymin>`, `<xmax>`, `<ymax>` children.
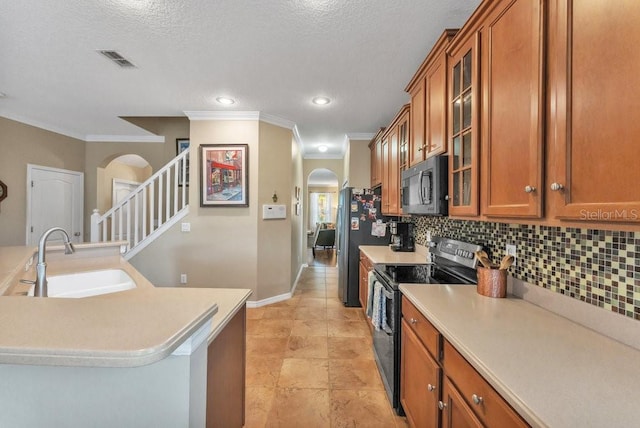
<box><xmin>112</xmin><ymin>178</ymin><xmax>143</xmax><ymax>242</ymax></box>
<box><xmin>27</xmin><ymin>164</ymin><xmax>84</xmax><ymax>245</ymax></box>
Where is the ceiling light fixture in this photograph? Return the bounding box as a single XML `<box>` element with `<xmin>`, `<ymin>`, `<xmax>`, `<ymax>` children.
<box><xmin>216</xmin><ymin>96</ymin><xmax>235</xmax><ymax>105</ymax></box>
<box><xmin>312</xmin><ymin>96</ymin><xmax>331</xmax><ymax>106</ymax></box>
<box><xmin>318</xmin><ymin>145</ymin><xmax>328</xmax><ymax>152</ymax></box>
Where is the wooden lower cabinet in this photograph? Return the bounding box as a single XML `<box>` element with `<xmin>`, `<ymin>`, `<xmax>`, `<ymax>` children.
<box><xmin>206</xmin><ymin>306</ymin><xmax>246</xmax><ymax>428</ymax></box>
<box><xmin>443</xmin><ymin>340</ymin><xmax>528</xmax><ymax>428</ymax></box>
<box><xmin>359</xmin><ymin>260</ymin><xmax>368</xmax><ymax>313</ymax></box>
<box><xmin>440</xmin><ymin>376</ymin><xmax>483</xmax><ymax>428</ymax></box>
<box><xmin>401</xmin><ymin>298</ymin><xmax>529</xmax><ymax>427</ymax></box>
<box><xmin>359</xmin><ymin>252</ymin><xmax>373</xmax><ymax>315</ymax></box>
<box><xmin>400</xmin><ymin>317</ymin><xmax>441</xmax><ymax>428</ymax></box>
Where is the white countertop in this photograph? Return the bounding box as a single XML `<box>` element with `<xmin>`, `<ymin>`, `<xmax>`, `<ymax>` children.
<box><xmin>0</xmin><ymin>245</ymin><xmax>251</xmax><ymax>368</ymax></box>
<box><xmin>400</xmin><ymin>284</ymin><xmax>640</xmax><ymax>428</ymax></box>
<box><xmin>359</xmin><ymin>244</ymin><xmax>429</xmax><ymax>265</ymax></box>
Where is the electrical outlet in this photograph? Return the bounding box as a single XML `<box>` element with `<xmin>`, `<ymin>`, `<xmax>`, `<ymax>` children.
<box><xmin>181</xmin><ymin>222</ymin><xmax>191</xmax><ymax>232</ymax></box>
<box><xmin>180</xmin><ymin>273</ymin><xmax>187</xmax><ymax>284</ymax></box>
<box><xmin>506</xmin><ymin>244</ymin><xmax>517</xmax><ymax>267</ymax></box>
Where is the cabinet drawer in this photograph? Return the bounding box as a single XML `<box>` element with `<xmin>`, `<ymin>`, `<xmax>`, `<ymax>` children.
<box><xmin>401</xmin><ymin>296</ymin><xmax>440</xmax><ymax>361</ymax></box>
<box><xmin>443</xmin><ymin>340</ymin><xmax>528</xmax><ymax>427</ymax></box>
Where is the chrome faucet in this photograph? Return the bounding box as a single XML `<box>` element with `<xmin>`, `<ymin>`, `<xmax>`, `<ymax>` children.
<box><xmin>34</xmin><ymin>227</ymin><xmax>75</xmax><ymax>297</ymax></box>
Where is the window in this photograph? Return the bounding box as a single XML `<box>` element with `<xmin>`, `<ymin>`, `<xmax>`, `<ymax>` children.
<box><xmin>309</xmin><ymin>192</ymin><xmax>333</xmax><ymax>229</ymax></box>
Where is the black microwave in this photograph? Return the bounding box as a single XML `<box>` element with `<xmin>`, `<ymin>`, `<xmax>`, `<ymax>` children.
<box><xmin>401</xmin><ymin>155</ymin><xmax>448</xmax><ymax>215</ymax></box>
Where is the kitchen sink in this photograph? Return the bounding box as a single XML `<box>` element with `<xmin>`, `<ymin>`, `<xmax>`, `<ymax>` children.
<box><xmin>28</xmin><ymin>269</ymin><xmax>136</xmax><ymax>298</ymax></box>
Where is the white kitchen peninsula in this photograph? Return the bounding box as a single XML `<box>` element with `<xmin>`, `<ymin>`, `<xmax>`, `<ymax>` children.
<box><xmin>0</xmin><ymin>244</ymin><xmax>251</xmax><ymax>428</ymax></box>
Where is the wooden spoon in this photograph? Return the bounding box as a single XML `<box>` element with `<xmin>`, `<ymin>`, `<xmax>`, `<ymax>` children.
<box><xmin>499</xmin><ymin>255</ymin><xmax>515</xmax><ymax>270</ymax></box>
<box><xmin>475</xmin><ymin>250</ymin><xmax>493</xmax><ymax>269</ymax></box>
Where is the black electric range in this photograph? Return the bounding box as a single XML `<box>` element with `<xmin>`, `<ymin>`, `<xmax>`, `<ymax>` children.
<box><xmin>371</xmin><ymin>236</ymin><xmax>483</xmax><ymax>415</ymax></box>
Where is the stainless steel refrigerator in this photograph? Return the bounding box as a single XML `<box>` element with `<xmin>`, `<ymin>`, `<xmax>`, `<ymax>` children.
<box><xmin>337</xmin><ymin>187</ymin><xmax>390</xmax><ymax>307</ymax></box>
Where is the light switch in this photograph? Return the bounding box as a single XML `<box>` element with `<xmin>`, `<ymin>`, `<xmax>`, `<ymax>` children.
<box><xmin>181</xmin><ymin>222</ymin><xmax>191</xmax><ymax>232</ymax></box>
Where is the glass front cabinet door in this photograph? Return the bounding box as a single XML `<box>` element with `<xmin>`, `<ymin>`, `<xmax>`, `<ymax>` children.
<box><xmin>448</xmin><ymin>34</ymin><xmax>480</xmax><ymax>216</ymax></box>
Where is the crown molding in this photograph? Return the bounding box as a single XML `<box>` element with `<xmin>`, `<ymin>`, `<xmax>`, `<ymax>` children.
<box><xmin>184</xmin><ymin>111</ymin><xmax>261</xmax><ymax>121</ymax></box>
<box><xmin>293</xmin><ymin>125</ymin><xmax>303</xmax><ymax>150</ymax></box>
<box><xmin>1</xmin><ymin>113</ymin><xmax>166</xmax><ymax>143</ymax></box>
<box><xmin>0</xmin><ymin>112</ymin><xmax>86</xmax><ymax>141</ymax></box>
<box><xmin>184</xmin><ymin>110</ymin><xmax>296</xmax><ymax>130</ymax></box>
<box><xmin>258</xmin><ymin>112</ymin><xmax>295</xmax><ymax>130</ymax></box>
<box><xmin>346</xmin><ymin>132</ymin><xmax>376</xmax><ymax>141</ymax></box>
<box><xmin>85</xmin><ymin>135</ymin><xmax>165</xmax><ymax>143</ymax></box>
<box><xmin>304</xmin><ymin>153</ymin><xmax>344</xmax><ymax>160</ymax></box>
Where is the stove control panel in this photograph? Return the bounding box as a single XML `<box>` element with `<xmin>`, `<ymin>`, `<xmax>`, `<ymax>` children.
<box><xmin>430</xmin><ymin>237</ymin><xmax>483</xmax><ymax>269</ymax></box>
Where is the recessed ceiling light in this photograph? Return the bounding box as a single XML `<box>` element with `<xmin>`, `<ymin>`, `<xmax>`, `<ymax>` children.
<box><xmin>312</xmin><ymin>96</ymin><xmax>331</xmax><ymax>106</ymax></box>
<box><xmin>216</xmin><ymin>96</ymin><xmax>235</xmax><ymax>105</ymax></box>
<box><xmin>318</xmin><ymin>145</ymin><xmax>328</xmax><ymax>152</ymax></box>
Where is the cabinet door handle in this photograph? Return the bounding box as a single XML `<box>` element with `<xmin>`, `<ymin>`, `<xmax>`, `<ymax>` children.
<box><xmin>472</xmin><ymin>394</ymin><xmax>483</xmax><ymax>405</ymax></box>
<box><xmin>417</xmin><ymin>146</ymin><xmax>423</xmax><ymax>152</ymax></box>
<box><xmin>524</xmin><ymin>185</ymin><xmax>536</xmax><ymax>193</ymax></box>
<box><xmin>438</xmin><ymin>401</ymin><xmax>447</xmax><ymax>410</ymax></box>
<box><xmin>550</xmin><ymin>182</ymin><xmax>564</xmax><ymax>191</ymax></box>
<box><xmin>427</xmin><ymin>383</ymin><xmax>436</xmax><ymax>392</ymax></box>
<box><xmin>410</xmin><ymin>318</ymin><xmax>418</xmax><ymax>324</ymax></box>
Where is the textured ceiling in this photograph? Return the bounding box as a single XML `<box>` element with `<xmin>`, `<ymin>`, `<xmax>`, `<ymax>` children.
<box><xmin>0</xmin><ymin>0</ymin><xmax>480</xmax><ymax>158</ymax></box>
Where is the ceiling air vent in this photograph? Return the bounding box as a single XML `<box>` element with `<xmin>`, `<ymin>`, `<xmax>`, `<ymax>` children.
<box><xmin>97</xmin><ymin>50</ymin><xmax>136</xmax><ymax>68</ymax></box>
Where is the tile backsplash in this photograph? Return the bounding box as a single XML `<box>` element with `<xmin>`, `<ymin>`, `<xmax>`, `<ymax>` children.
<box><xmin>412</xmin><ymin>217</ymin><xmax>640</xmax><ymax>321</ymax></box>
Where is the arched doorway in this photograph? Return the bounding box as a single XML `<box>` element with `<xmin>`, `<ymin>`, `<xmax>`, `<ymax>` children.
<box><xmin>307</xmin><ymin>168</ymin><xmax>339</xmax><ymax>265</ymax></box>
<box><xmin>97</xmin><ymin>154</ymin><xmax>152</xmax><ymax>214</ymax></box>
<box><xmin>95</xmin><ymin>154</ymin><xmax>153</xmax><ymax>241</ymax></box>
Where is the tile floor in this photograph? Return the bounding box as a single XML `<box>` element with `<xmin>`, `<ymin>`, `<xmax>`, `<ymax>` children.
<box><xmin>244</xmin><ymin>260</ymin><xmax>409</xmax><ymax>427</ymax></box>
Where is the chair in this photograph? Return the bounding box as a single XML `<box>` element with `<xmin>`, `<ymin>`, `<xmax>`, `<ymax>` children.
<box><xmin>312</xmin><ymin>225</ymin><xmax>336</xmax><ymax>257</ymax></box>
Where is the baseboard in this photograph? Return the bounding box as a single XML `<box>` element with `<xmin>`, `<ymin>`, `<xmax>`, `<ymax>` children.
<box><xmin>246</xmin><ymin>292</ymin><xmax>292</xmax><ymax>308</ymax></box>
<box><xmin>246</xmin><ymin>263</ymin><xmax>308</xmax><ymax>308</ymax></box>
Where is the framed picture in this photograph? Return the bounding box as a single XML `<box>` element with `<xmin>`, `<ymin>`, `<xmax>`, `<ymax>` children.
<box><xmin>176</xmin><ymin>138</ymin><xmax>190</xmax><ymax>186</ymax></box>
<box><xmin>200</xmin><ymin>144</ymin><xmax>249</xmax><ymax>207</ymax></box>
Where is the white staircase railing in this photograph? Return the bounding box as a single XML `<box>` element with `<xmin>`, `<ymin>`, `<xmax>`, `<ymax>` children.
<box><xmin>91</xmin><ymin>149</ymin><xmax>190</xmax><ymax>260</ymax></box>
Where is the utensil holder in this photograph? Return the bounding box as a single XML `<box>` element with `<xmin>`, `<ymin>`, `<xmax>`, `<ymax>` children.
<box><xmin>477</xmin><ymin>267</ymin><xmax>507</xmax><ymax>298</ymax></box>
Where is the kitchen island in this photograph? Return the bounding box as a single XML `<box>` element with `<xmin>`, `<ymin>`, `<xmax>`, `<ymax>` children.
<box><xmin>401</xmin><ymin>284</ymin><xmax>640</xmax><ymax>427</ymax></box>
<box><xmin>0</xmin><ymin>243</ymin><xmax>251</xmax><ymax>427</ymax></box>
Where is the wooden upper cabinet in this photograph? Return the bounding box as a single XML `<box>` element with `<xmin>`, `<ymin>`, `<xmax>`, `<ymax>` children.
<box><xmin>369</xmin><ymin>128</ymin><xmax>385</xmax><ymax>188</ymax></box>
<box><xmin>547</xmin><ymin>0</ymin><xmax>640</xmax><ymax>223</ymax></box>
<box><xmin>381</xmin><ymin>105</ymin><xmax>408</xmax><ymax>216</ymax></box>
<box><xmin>388</xmin><ymin>118</ymin><xmax>401</xmax><ymax>215</ymax></box>
<box><xmin>381</xmin><ymin>135</ymin><xmax>390</xmax><ymax>213</ymax></box>
<box><xmin>406</xmin><ymin>30</ymin><xmax>457</xmax><ymax>167</ymax></box>
<box><xmin>408</xmin><ymin>83</ymin><xmax>426</xmax><ymax>166</ymax></box>
<box><xmin>398</xmin><ymin>112</ymin><xmax>409</xmax><ymax>172</ymax></box>
<box><xmin>480</xmin><ymin>0</ymin><xmax>545</xmax><ymax>218</ymax></box>
<box><xmin>448</xmin><ymin>32</ymin><xmax>481</xmax><ymax>217</ymax></box>
<box><xmin>425</xmin><ymin>52</ymin><xmax>448</xmax><ymax>158</ymax></box>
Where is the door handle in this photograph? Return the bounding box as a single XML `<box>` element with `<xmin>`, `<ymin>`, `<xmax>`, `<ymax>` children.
<box><xmin>74</xmin><ymin>232</ymin><xmax>81</xmax><ymax>237</ymax></box>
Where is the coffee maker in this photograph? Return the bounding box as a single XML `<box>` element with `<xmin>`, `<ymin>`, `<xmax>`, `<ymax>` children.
<box><xmin>389</xmin><ymin>221</ymin><xmax>415</xmax><ymax>252</ymax></box>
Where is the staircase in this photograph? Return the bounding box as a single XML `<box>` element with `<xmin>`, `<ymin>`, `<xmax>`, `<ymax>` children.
<box><xmin>90</xmin><ymin>149</ymin><xmax>190</xmax><ymax>260</ymax></box>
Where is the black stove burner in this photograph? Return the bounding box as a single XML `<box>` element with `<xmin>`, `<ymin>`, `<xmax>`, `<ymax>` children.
<box><xmin>374</xmin><ymin>260</ymin><xmax>478</xmax><ymax>289</ymax></box>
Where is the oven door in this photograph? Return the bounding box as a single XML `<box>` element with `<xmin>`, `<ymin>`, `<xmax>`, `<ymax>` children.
<box><xmin>371</xmin><ymin>273</ymin><xmax>400</xmax><ymax>411</ymax></box>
